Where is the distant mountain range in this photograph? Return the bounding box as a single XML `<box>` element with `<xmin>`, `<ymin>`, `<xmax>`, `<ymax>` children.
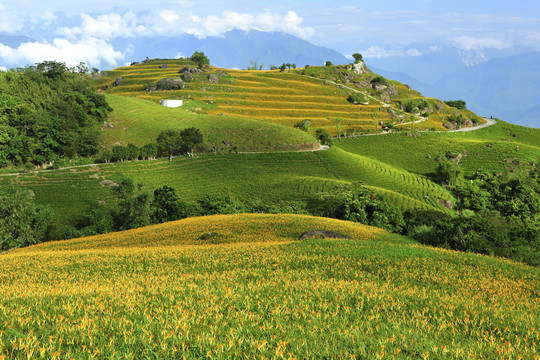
<box><xmin>112</xmin><ymin>30</ymin><xmax>349</xmax><ymax>70</ymax></box>
<box><xmin>1</xmin><ymin>31</ymin><xmax>538</xmax><ymax>128</ymax></box>
<box><xmin>371</xmin><ymin>51</ymin><xmax>540</xmax><ymax>128</ymax></box>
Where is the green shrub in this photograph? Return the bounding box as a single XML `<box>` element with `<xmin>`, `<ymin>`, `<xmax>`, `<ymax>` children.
<box><xmin>444</xmin><ymin>100</ymin><xmax>467</xmax><ymax>110</ymax></box>
<box><xmin>347</xmin><ymin>92</ymin><xmax>368</xmax><ymax>105</ymax></box>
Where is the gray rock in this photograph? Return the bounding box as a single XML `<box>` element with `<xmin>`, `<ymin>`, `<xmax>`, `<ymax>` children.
<box><xmin>298</xmin><ymin>230</ymin><xmax>350</xmax><ymax>240</ymax></box>
<box><xmin>373</xmin><ymin>83</ymin><xmax>388</xmax><ymax>92</ymax></box>
<box><xmin>208</xmin><ymin>74</ymin><xmax>219</xmax><ymax>84</ymax></box>
<box><xmin>352</xmin><ymin>61</ymin><xmax>369</xmax><ymax>75</ymax></box>
<box><xmin>387</xmin><ymin>109</ymin><xmax>398</xmax><ymax>118</ymax></box>
<box><xmin>222</xmin><ymin>140</ymin><xmax>232</xmax><ymax>147</ymax></box>
<box><xmin>443</xmin><ymin>121</ymin><xmax>457</xmax><ymax>130</ymax></box>
<box><xmin>114</xmin><ymin>76</ymin><xmax>123</xmax><ymax>86</ymax></box>
<box><xmin>182</xmin><ymin>71</ymin><xmax>193</xmax><ymax>82</ymax></box>
<box><xmin>160</xmin><ymin>64</ymin><xmax>169</xmax><ymax>69</ymax></box>
<box><xmin>155</xmin><ymin>78</ymin><xmax>185</xmax><ymax>90</ymax></box>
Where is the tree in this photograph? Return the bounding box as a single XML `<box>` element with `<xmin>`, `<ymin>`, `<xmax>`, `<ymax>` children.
<box><xmin>190</xmin><ymin>51</ymin><xmax>210</xmax><ymax>68</ymax></box>
<box><xmin>279</xmin><ymin>64</ymin><xmax>287</xmax><ymax>72</ymax></box>
<box><xmin>157</xmin><ymin>130</ymin><xmax>183</xmax><ymax>161</ymax></box>
<box><xmin>139</xmin><ymin>143</ymin><xmax>158</xmax><ymax>160</ymax></box>
<box><xmin>0</xmin><ymin>188</ymin><xmax>51</xmax><ymax>251</ymax></box>
<box><xmin>315</xmin><ymin>129</ymin><xmax>333</xmax><ymax>147</ymax></box>
<box><xmin>180</xmin><ymin>127</ymin><xmax>203</xmax><ymax>154</ymax></box>
<box><xmin>444</xmin><ymin>100</ymin><xmax>467</xmax><ymax>110</ymax></box>
<box><xmin>112</xmin><ymin>178</ymin><xmax>152</xmax><ymax>231</ymax></box>
<box><xmin>152</xmin><ymin>186</ymin><xmax>186</xmax><ymax>223</ymax></box>
<box><xmin>436</xmin><ymin>159</ymin><xmax>463</xmax><ymax>186</ymax></box>
<box><xmin>247</xmin><ymin>60</ymin><xmax>264</xmax><ymax>70</ymax></box>
<box><xmin>352</xmin><ymin>53</ymin><xmax>363</xmax><ymax>63</ymax></box>
<box><xmin>325</xmin><ymin>61</ymin><xmax>333</xmax><ymax>66</ymax></box>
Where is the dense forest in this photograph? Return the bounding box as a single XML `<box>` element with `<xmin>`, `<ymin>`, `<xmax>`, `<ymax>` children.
<box><xmin>0</xmin><ymin>61</ymin><xmax>111</xmax><ymax>167</ymax></box>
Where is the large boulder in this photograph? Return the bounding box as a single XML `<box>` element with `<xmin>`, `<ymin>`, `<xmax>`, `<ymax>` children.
<box><xmin>208</xmin><ymin>74</ymin><xmax>219</xmax><ymax>84</ymax></box>
<box><xmin>179</xmin><ymin>66</ymin><xmax>202</xmax><ymax>74</ymax></box>
<box><xmin>114</xmin><ymin>76</ymin><xmax>123</xmax><ymax>86</ymax></box>
<box><xmin>352</xmin><ymin>61</ymin><xmax>369</xmax><ymax>75</ymax></box>
<box><xmin>155</xmin><ymin>78</ymin><xmax>185</xmax><ymax>90</ymax></box>
<box><xmin>443</xmin><ymin>121</ymin><xmax>457</xmax><ymax>130</ymax></box>
<box><xmin>372</xmin><ymin>83</ymin><xmax>388</xmax><ymax>92</ymax></box>
<box><xmin>182</xmin><ymin>71</ymin><xmax>194</xmax><ymax>82</ymax></box>
<box><xmin>159</xmin><ymin>64</ymin><xmax>169</xmax><ymax>69</ymax></box>
<box><xmin>298</xmin><ymin>230</ymin><xmax>350</xmax><ymax>240</ymax></box>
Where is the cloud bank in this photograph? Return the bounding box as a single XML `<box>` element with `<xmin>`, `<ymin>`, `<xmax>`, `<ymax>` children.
<box><xmin>0</xmin><ymin>38</ymin><xmax>124</xmax><ymax>68</ymax></box>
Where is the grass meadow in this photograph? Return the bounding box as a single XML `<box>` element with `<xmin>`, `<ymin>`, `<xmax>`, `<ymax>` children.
<box><xmin>0</xmin><ymin>146</ymin><xmax>453</xmax><ymax>231</ymax></box>
<box><xmin>1</xmin><ymin>214</ymin><xmax>538</xmax><ymax>359</ymax></box>
<box><xmin>336</xmin><ymin>120</ymin><xmax>540</xmax><ymax>176</ymax></box>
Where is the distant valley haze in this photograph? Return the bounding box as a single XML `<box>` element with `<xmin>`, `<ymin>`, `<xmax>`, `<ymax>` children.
<box><xmin>1</xmin><ymin>0</ymin><xmax>539</xmax><ymax>127</ymax></box>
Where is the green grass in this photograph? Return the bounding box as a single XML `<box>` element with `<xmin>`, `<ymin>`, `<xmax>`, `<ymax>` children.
<box><xmin>0</xmin><ymin>147</ymin><xmax>452</xmax><ymax>231</ymax></box>
<box><xmin>336</xmin><ymin>120</ymin><xmax>540</xmax><ymax>176</ymax></box>
<box><xmin>1</xmin><ymin>214</ymin><xmax>538</xmax><ymax>359</ymax></box>
<box><xmin>103</xmin><ymin>94</ymin><xmax>318</xmax><ymax>152</ymax></box>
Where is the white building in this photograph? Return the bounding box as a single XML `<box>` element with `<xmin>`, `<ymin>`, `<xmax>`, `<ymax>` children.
<box><xmin>160</xmin><ymin>99</ymin><xmax>183</xmax><ymax>108</ymax></box>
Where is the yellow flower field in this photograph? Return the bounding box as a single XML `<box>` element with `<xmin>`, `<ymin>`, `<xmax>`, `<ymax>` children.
<box><xmin>1</xmin><ymin>214</ymin><xmax>539</xmax><ymax>359</ymax></box>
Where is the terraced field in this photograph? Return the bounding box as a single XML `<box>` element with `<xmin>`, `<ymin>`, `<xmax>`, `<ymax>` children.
<box><xmin>1</xmin><ymin>214</ymin><xmax>539</xmax><ymax>359</ymax></box>
<box><xmin>95</xmin><ymin>59</ymin><xmax>466</xmax><ymax>137</ymax></box>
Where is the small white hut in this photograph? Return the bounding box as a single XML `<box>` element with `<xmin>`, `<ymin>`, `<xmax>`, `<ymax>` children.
<box><xmin>160</xmin><ymin>99</ymin><xmax>183</xmax><ymax>108</ymax></box>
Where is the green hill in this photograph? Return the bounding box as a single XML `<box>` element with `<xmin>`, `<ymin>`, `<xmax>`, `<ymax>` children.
<box><xmin>1</xmin><ymin>214</ymin><xmax>538</xmax><ymax>359</ymax></box>
<box><xmin>94</xmin><ymin>59</ymin><xmax>481</xmax><ymax>138</ymax></box>
<box><xmin>336</xmin><ymin>120</ymin><xmax>540</xmax><ymax>176</ymax></box>
<box><xmin>103</xmin><ymin>94</ymin><xmax>318</xmax><ymax>152</ymax></box>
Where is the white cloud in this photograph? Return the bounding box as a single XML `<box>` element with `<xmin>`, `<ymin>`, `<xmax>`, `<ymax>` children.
<box><xmin>0</xmin><ymin>4</ymin><xmax>23</xmax><ymax>33</ymax></box>
<box><xmin>363</xmin><ymin>46</ymin><xmax>423</xmax><ymax>59</ymax></box>
<box><xmin>453</xmin><ymin>36</ymin><xmax>511</xmax><ymax>51</ymax></box>
<box><xmin>160</xmin><ymin>10</ymin><xmax>179</xmax><ymax>24</ymax></box>
<box><xmin>56</xmin><ymin>10</ymin><xmax>314</xmax><ymax>40</ymax></box>
<box><xmin>58</xmin><ymin>12</ymin><xmax>146</xmax><ymax>40</ymax></box>
<box><xmin>0</xmin><ymin>38</ymin><xmax>124</xmax><ymax>68</ymax></box>
<box><xmin>0</xmin><ymin>65</ymin><xmax>6</xmax><ymax>71</ymax></box>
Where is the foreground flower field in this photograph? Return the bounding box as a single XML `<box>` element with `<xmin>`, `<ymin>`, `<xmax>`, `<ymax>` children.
<box><xmin>0</xmin><ymin>214</ymin><xmax>539</xmax><ymax>359</ymax></box>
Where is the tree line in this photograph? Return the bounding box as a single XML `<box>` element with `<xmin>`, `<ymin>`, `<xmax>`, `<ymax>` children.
<box><xmin>0</xmin><ymin>61</ymin><xmax>111</xmax><ymax>168</ymax></box>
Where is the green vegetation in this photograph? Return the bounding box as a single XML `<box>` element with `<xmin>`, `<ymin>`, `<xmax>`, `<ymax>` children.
<box><xmin>190</xmin><ymin>51</ymin><xmax>210</xmax><ymax>68</ymax></box>
<box><xmin>352</xmin><ymin>52</ymin><xmax>363</xmax><ymax>63</ymax></box>
<box><xmin>0</xmin><ymin>187</ymin><xmax>51</xmax><ymax>251</ymax></box>
<box><xmin>445</xmin><ymin>99</ymin><xmax>467</xmax><ymax>110</ymax></box>
<box><xmin>100</xmin><ymin>94</ymin><xmax>319</xmax><ymax>153</ymax></box>
<box><xmin>0</xmin><ymin>61</ymin><xmax>111</xmax><ymax>167</ymax></box>
<box><xmin>0</xmin><ymin>55</ymin><xmax>539</xmax><ymax>358</ymax></box>
<box><xmin>1</xmin><ymin>214</ymin><xmax>538</xmax><ymax>359</ymax></box>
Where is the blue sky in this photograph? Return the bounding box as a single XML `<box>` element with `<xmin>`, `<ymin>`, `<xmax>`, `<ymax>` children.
<box><xmin>1</xmin><ymin>0</ymin><xmax>539</xmax><ymax>68</ymax></box>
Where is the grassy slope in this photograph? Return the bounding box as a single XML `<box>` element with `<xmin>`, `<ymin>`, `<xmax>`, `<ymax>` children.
<box><xmin>0</xmin><ymin>146</ymin><xmax>453</xmax><ymax>232</ymax></box>
<box><xmin>95</xmin><ymin>59</ymin><xmax>476</xmax><ymax>138</ymax></box>
<box><xmin>1</xmin><ymin>214</ymin><xmax>538</xmax><ymax>359</ymax></box>
<box><xmin>336</xmin><ymin>120</ymin><xmax>540</xmax><ymax>176</ymax></box>
<box><xmin>103</xmin><ymin>93</ymin><xmax>319</xmax><ymax>152</ymax></box>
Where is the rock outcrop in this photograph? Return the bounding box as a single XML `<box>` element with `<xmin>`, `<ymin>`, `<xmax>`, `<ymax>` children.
<box><xmin>352</xmin><ymin>61</ymin><xmax>369</xmax><ymax>75</ymax></box>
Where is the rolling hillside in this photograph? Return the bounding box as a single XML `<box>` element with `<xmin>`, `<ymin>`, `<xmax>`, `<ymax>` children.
<box><xmin>2</xmin><ymin>60</ymin><xmax>537</xmax><ymax>232</ymax></box>
<box><xmin>94</xmin><ymin>59</ymin><xmax>481</xmax><ymax>139</ymax></box>
<box><xmin>1</xmin><ymin>214</ymin><xmax>538</xmax><ymax>359</ymax></box>
<box><xmin>0</xmin><ymin>146</ymin><xmax>453</xmax><ymax>232</ymax></box>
